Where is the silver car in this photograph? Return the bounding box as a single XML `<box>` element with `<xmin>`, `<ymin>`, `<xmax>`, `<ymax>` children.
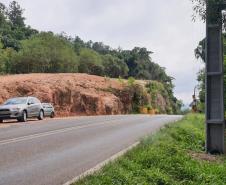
<box><xmin>42</xmin><ymin>103</ymin><xmax>55</xmax><ymax>118</ymax></box>
<box><xmin>0</xmin><ymin>97</ymin><xmax>44</xmax><ymax>123</ymax></box>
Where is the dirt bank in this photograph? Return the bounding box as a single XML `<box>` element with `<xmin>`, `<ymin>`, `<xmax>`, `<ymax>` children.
<box><xmin>0</xmin><ymin>73</ymin><xmax>130</xmax><ymax>116</ymax></box>
<box><xmin>0</xmin><ymin>73</ymin><xmax>173</xmax><ymax>116</ymax></box>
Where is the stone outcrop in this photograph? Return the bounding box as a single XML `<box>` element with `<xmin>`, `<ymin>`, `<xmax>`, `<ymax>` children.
<box><xmin>0</xmin><ymin>73</ymin><xmax>128</xmax><ymax>116</ymax></box>
<box><xmin>0</xmin><ymin>73</ymin><xmax>172</xmax><ymax>116</ymax></box>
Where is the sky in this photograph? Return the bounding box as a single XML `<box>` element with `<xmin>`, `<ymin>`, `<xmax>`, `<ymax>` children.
<box><xmin>2</xmin><ymin>0</ymin><xmax>205</xmax><ymax>105</ymax></box>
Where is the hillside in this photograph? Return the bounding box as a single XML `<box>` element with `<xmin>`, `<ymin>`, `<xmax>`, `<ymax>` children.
<box><xmin>0</xmin><ymin>73</ymin><xmax>180</xmax><ymax>116</ymax></box>
<box><xmin>0</xmin><ymin>1</ymin><xmax>182</xmax><ymax>114</ymax></box>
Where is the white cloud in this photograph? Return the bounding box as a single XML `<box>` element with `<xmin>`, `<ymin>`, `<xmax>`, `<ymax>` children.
<box><xmin>2</xmin><ymin>0</ymin><xmax>205</xmax><ymax>104</ymax></box>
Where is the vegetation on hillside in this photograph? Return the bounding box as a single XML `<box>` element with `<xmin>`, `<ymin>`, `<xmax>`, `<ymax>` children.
<box><xmin>0</xmin><ymin>1</ymin><xmax>182</xmax><ymax>114</ymax></box>
<box><xmin>75</xmin><ymin>114</ymin><xmax>226</xmax><ymax>185</ymax></box>
<box><xmin>112</xmin><ymin>80</ymin><xmax>183</xmax><ymax>115</ymax></box>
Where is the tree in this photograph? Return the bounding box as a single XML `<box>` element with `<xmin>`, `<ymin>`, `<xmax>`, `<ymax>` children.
<box><xmin>119</xmin><ymin>47</ymin><xmax>152</xmax><ymax>79</ymax></box>
<box><xmin>73</xmin><ymin>36</ymin><xmax>86</xmax><ymax>54</ymax></box>
<box><xmin>191</xmin><ymin>0</ymin><xmax>206</xmax><ymax>21</ymax></box>
<box><xmin>195</xmin><ymin>38</ymin><xmax>205</xmax><ymax>61</ymax></box>
<box><xmin>7</xmin><ymin>1</ymin><xmax>25</xmax><ymax>27</ymax></box>
<box><xmin>92</xmin><ymin>42</ymin><xmax>111</xmax><ymax>55</ymax></box>
<box><xmin>78</xmin><ymin>48</ymin><xmax>104</xmax><ymax>76</ymax></box>
<box><xmin>0</xmin><ymin>1</ymin><xmax>38</xmax><ymax>50</ymax></box>
<box><xmin>0</xmin><ymin>40</ymin><xmax>16</xmax><ymax>74</ymax></box>
<box><xmin>0</xmin><ymin>41</ymin><xmax>5</xmax><ymax>73</ymax></box>
<box><xmin>102</xmin><ymin>54</ymin><xmax>128</xmax><ymax>78</ymax></box>
<box><xmin>197</xmin><ymin>69</ymin><xmax>205</xmax><ymax>105</ymax></box>
<box><xmin>11</xmin><ymin>32</ymin><xmax>79</xmax><ymax>73</ymax></box>
<box><xmin>0</xmin><ymin>2</ymin><xmax>6</xmax><ymax>27</ymax></box>
<box><xmin>191</xmin><ymin>0</ymin><xmax>226</xmax><ymax>24</ymax></box>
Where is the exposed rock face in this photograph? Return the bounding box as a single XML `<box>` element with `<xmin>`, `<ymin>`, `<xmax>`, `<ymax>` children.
<box><xmin>155</xmin><ymin>93</ymin><xmax>169</xmax><ymax>113</ymax></box>
<box><xmin>0</xmin><ymin>73</ymin><xmax>173</xmax><ymax>116</ymax></box>
<box><xmin>0</xmin><ymin>73</ymin><xmax>128</xmax><ymax>116</ymax></box>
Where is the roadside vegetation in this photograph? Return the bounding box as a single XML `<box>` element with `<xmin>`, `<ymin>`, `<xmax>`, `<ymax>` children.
<box><xmin>116</xmin><ymin>80</ymin><xmax>183</xmax><ymax>115</ymax></box>
<box><xmin>0</xmin><ymin>1</ymin><xmax>182</xmax><ymax>114</ymax></box>
<box><xmin>75</xmin><ymin>114</ymin><xmax>226</xmax><ymax>185</ymax></box>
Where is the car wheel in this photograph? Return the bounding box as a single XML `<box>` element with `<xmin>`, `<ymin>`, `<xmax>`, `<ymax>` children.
<box><xmin>50</xmin><ymin>112</ymin><xmax>55</xmax><ymax>118</ymax></box>
<box><xmin>0</xmin><ymin>119</ymin><xmax>3</xmax><ymax>123</ymax></box>
<box><xmin>38</xmin><ymin>110</ymin><xmax>44</xmax><ymax>120</ymax></box>
<box><xmin>18</xmin><ymin>111</ymin><xmax>27</xmax><ymax>122</ymax></box>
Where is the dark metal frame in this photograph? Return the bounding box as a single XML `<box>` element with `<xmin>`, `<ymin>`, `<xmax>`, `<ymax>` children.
<box><xmin>205</xmin><ymin>0</ymin><xmax>226</xmax><ymax>154</ymax></box>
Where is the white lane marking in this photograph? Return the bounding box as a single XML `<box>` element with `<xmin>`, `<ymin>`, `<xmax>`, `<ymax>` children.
<box><xmin>62</xmin><ymin>116</ymin><xmax>183</xmax><ymax>185</ymax></box>
<box><xmin>0</xmin><ymin>117</ymin><xmax>143</xmax><ymax>146</ymax></box>
<box><xmin>62</xmin><ymin>142</ymin><xmax>140</xmax><ymax>185</ymax></box>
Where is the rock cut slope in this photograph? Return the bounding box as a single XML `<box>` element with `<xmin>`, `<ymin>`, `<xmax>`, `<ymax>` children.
<box><xmin>0</xmin><ymin>73</ymin><xmax>127</xmax><ymax>116</ymax></box>
<box><xmin>0</xmin><ymin>73</ymin><xmax>174</xmax><ymax>116</ymax></box>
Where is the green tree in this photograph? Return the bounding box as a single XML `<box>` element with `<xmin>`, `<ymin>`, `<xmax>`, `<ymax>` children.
<box><xmin>78</xmin><ymin>48</ymin><xmax>104</xmax><ymax>76</ymax></box>
<box><xmin>195</xmin><ymin>38</ymin><xmax>205</xmax><ymax>61</ymax></box>
<box><xmin>0</xmin><ymin>1</ymin><xmax>38</xmax><ymax>50</ymax></box>
<box><xmin>0</xmin><ymin>41</ymin><xmax>16</xmax><ymax>74</ymax></box>
<box><xmin>92</xmin><ymin>42</ymin><xmax>111</xmax><ymax>55</ymax></box>
<box><xmin>7</xmin><ymin>1</ymin><xmax>25</xmax><ymax>27</ymax></box>
<box><xmin>11</xmin><ymin>32</ymin><xmax>79</xmax><ymax>73</ymax></box>
<box><xmin>120</xmin><ymin>47</ymin><xmax>153</xmax><ymax>79</ymax></box>
<box><xmin>191</xmin><ymin>0</ymin><xmax>206</xmax><ymax>21</ymax></box>
<box><xmin>73</xmin><ymin>36</ymin><xmax>86</xmax><ymax>54</ymax></box>
<box><xmin>0</xmin><ymin>2</ymin><xmax>6</xmax><ymax>27</ymax></box>
<box><xmin>102</xmin><ymin>54</ymin><xmax>128</xmax><ymax>78</ymax></box>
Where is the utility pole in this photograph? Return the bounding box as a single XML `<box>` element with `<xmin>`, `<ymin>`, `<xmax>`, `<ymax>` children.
<box><xmin>205</xmin><ymin>0</ymin><xmax>225</xmax><ymax>154</ymax></box>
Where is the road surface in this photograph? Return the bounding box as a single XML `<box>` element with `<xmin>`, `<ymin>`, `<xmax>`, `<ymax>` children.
<box><xmin>0</xmin><ymin>115</ymin><xmax>182</xmax><ymax>185</ymax></box>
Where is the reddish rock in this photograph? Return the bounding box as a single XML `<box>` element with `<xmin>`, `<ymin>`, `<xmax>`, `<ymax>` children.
<box><xmin>0</xmin><ymin>73</ymin><xmax>127</xmax><ymax>117</ymax></box>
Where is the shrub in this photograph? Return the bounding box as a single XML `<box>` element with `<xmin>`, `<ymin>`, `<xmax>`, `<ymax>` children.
<box><xmin>127</xmin><ymin>77</ymin><xmax>135</xmax><ymax>86</ymax></box>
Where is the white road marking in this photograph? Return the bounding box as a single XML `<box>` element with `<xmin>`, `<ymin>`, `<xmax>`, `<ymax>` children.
<box><xmin>0</xmin><ymin>117</ymin><xmax>142</xmax><ymax>146</ymax></box>
<box><xmin>62</xmin><ymin>142</ymin><xmax>140</xmax><ymax>185</ymax></box>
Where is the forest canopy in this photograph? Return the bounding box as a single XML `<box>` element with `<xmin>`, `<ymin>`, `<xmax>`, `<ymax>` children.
<box><xmin>0</xmin><ymin>1</ymin><xmax>174</xmax><ymax>84</ymax></box>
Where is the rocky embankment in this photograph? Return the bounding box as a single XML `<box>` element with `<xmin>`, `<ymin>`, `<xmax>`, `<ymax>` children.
<box><xmin>0</xmin><ymin>73</ymin><xmax>172</xmax><ymax>116</ymax></box>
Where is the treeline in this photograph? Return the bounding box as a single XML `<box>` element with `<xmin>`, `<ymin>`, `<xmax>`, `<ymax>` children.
<box><xmin>0</xmin><ymin>1</ymin><xmax>172</xmax><ymax>81</ymax></box>
<box><xmin>0</xmin><ymin>1</ymin><xmax>182</xmax><ymax>113</ymax></box>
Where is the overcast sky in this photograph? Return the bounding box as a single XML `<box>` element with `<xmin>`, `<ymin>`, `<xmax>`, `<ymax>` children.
<box><xmin>2</xmin><ymin>0</ymin><xmax>205</xmax><ymax>105</ymax></box>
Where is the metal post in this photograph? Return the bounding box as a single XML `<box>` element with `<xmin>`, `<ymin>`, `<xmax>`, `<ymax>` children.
<box><xmin>206</xmin><ymin>1</ymin><xmax>225</xmax><ymax>154</ymax></box>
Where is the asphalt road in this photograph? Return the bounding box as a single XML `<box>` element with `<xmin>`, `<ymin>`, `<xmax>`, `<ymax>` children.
<box><xmin>0</xmin><ymin>115</ymin><xmax>182</xmax><ymax>185</ymax></box>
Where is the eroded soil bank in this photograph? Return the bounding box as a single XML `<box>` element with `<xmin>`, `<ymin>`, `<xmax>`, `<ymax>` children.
<box><xmin>0</xmin><ymin>73</ymin><xmax>172</xmax><ymax>116</ymax></box>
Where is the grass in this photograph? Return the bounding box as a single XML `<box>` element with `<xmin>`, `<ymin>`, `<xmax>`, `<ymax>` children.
<box><xmin>75</xmin><ymin>114</ymin><xmax>226</xmax><ymax>185</ymax></box>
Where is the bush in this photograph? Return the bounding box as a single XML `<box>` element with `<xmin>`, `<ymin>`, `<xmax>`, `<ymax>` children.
<box><xmin>146</xmin><ymin>104</ymin><xmax>152</xmax><ymax>111</ymax></box>
<box><xmin>127</xmin><ymin>77</ymin><xmax>135</xmax><ymax>86</ymax></box>
<box><xmin>129</xmin><ymin>84</ymin><xmax>150</xmax><ymax>113</ymax></box>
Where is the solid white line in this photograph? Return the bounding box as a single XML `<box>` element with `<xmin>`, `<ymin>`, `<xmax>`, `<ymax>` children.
<box><xmin>62</xmin><ymin>142</ymin><xmax>140</xmax><ymax>185</ymax></box>
<box><xmin>62</xmin><ymin>116</ymin><xmax>183</xmax><ymax>185</ymax></box>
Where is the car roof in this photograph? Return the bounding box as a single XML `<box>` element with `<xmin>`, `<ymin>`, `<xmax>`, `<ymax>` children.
<box><xmin>8</xmin><ymin>97</ymin><xmax>28</xmax><ymax>99</ymax></box>
<box><xmin>11</xmin><ymin>96</ymin><xmax>36</xmax><ymax>99</ymax></box>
